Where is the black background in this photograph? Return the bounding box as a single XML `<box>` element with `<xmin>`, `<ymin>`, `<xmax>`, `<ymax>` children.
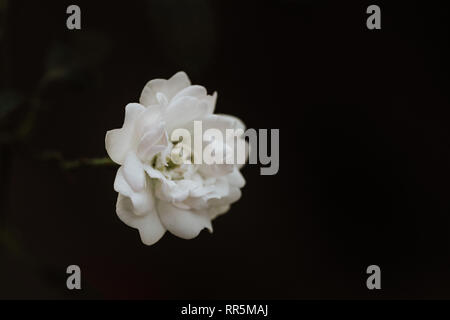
<box><xmin>1</xmin><ymin>0</ymin><xmax>450</xmax><ymax>299</ymax></box>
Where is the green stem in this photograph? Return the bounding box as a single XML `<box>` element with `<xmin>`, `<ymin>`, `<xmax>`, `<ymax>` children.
<box><xmin>39</xmin><ymin>151</ymin><xmax>117</xmax><ymax>170</ymax></box>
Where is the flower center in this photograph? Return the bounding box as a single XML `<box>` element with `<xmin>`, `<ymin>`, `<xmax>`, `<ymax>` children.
<box><xmin>151</xmin><ymin>141</ymin><xmax>195</xmax><ymax>180</ymax></box>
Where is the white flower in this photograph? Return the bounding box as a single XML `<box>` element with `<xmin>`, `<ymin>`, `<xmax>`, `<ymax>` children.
<box><xmin>105</xmin><ymin>71</ymin><xmax>246</xmax><ymax>245</ymax></box>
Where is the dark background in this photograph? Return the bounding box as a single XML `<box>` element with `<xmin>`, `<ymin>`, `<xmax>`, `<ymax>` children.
<box><xmin>1</xmin><ymin>0</ymin><xmax>450</xmax><ymax>299</ymax></box>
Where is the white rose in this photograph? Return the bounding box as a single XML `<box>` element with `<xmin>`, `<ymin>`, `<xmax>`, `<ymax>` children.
<box><xmin>105</xmin><ymin>71</ymin><xmax>246</xmax><ymax>245</ymax></box>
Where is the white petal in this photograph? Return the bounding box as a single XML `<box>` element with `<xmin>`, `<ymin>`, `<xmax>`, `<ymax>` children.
<box><xmin>171</xmin><ymin>85</ymin><xmax>207</xmax><ymax>102</ymax></box>
<box><xmin>155</xmin><ymin>181</ymin><xmax>189</xmax><ymax>203</ymax></box>
<box><xmin>215</xmin><ymin>113</ymin><xmax>246</xmax><ymax>131</ymax></box>
<box><xmin>156</xmin><ymin>92</ymin><xmax>169</xmax><ymax>106</ymax></box>
<box><xmin>114</xmin><ymin>167</ymin><xmax>152</xmax><ymax>215</ymax></box>
<box><xmin>157</xmin><ymin>201</ymin><xmax>212</xmax><ymax>239</ymax></box>
<box><xmin>206</xmin><ymin>91</ymin><xmax>217</xmax><ymax>114</ymax></box>
<box><xmin>164</xmin><ymin>97</ymin><xmax>209</xmax><ymax>132</ymax></box>
<box><xmin>143</xmin><ymin>164</ymin><xmax>170</xmax><ymax>181</ymax></box>
<box><xmin>105</xmin><ymin>103</ymin><xmax>146</xmax><ymax>164</ymax></box>
<box><xmin>180</xmin><ymin>112</ymin><xmax>242</xmax><ymax>135</ymax></box>
<box><xmin>198</xmin><ymin>162</ymin><xmax>234</xmax><ymax>178</ymax></box>
<box><xmin>200</xmin><ymin>114</ymin><xmax>237</xmax><ymax>133</ymax></box>
<box><xmin>225</xmin><ymin>187</ymin><xmax>242</xmax><ymax>204</ymax></box>
<box><xmin>182</xmin><ymin>108</ymin><xmax>234</xmax><ymax>135</ymax></box>
<box><xmin>137</xmin><ymin>124</ymin><xmax>169</xmax><ymax>161</ymax></box>
<box><xmin>208</xmin><ymin>205</ymin><xmax>230</xmax><ymax>220</ymax></box>
<box><xmin>116</xmin><ymin>194</ymin><xmax>166</xmax><ymax>246</ymax></box>
<box><xmin>189</xmin><ymin>174</ymin><xmax>216</xmax><ymax>198</ymax></box>
<box><xmin>182</xmin><ymin>196</ymin><xmax>208</xmax><ymax>210</ymax></box>
<box><xmin>139</xmin><ymin>79</ymin><xmax>165</xmax><ymax>106</ymax></box>
<box><xmin>167</xmin><ymin>71</ymin><xmax>191</xmax><ymax>95</ymax></box>
<box><xmin>206</xmin><ymin>177</ymin><xmax>230</xmax><ymax>200</ymax></box>
<box><xmin>123</xmin><ymin>152</ymin><xmax>146</xmax><ymax>192</ymax></box>
<box><xmin>139</xmin><ymin>71</ymin><xmax>191</xmax><ymax>106</ymax></box>
<box><xmin>226</xmin><ymin>167</ymin><xmax>246</xmax><ymax>188</ymax></box>
<box><xmin>135</xmin><ymin>105</ymin><xmax>164</xmax><ymax>137</ymax></box>
<box><xmin>208</xmin><ymin>187</ymin><xmax>242</xmax><ymax>208</ymax></box>
<box><xmin>155</xmin><ymin>179</ymin><xmax>199</xmax><ymax>203</ymax></box>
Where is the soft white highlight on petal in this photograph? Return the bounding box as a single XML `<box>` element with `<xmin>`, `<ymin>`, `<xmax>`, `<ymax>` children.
<box><xmin>116</xmin><ymin>194</ymin><xmax>166</xmax><ymax>246</ymax></box>
<box><xmin>135</xmin><ymin>105</ymin><xmax>164</xmax><ymax>137</ymax></box>
<box><xmin>171</xmin><ymin>85</ymin><xmax>207</xmax><ymax>102</ymax></box>
<box><xmin>113</xmin><ymin>167</ymin><xmax>152</xmax><ymax>215</ymax></box>
<box><xmin>206</xmin><ymin>91</ymin><xmax>217</xmax><ymax>114</ymax></box>
<box><xmin>123</xmin><ymin>152</ymin><xmax>146</xmax><ymax>192</ymax></box>
<box><xmin>105</xmin><ymin>103</ymin><xmax>146</xmax><ymax>164</ymax></box>
<box><xmin>226</xmin><ymin>167</ymin><xmax>246</xmax><ymax>188</ymax></box>
<box><xmin>164</xmin><ymin>97</ymin><xmax>209</xmax><ymax>132</ymax></box>
<box><xmin>208</xmin><ymin>205</ymin><xmax>231</xmax><ymax>220</ymax></box>
<box><xmin>214</xmin><ymin>113</ymin><xmax>246</xmax><ymax>132</ymax></box>
<box><xmin>157</xmin><ymin>201</ymin><xmax>212</xmax><ymax>239</ymax></box>
<box><xmin>137</xmin><ymin>124</ymin><xmax>168</xmax><ymax>161</ymax></box>
<box><xmin>139</xmin><ymin>71</ymin><xmax>191</xmax><ymax>107</ymax></box>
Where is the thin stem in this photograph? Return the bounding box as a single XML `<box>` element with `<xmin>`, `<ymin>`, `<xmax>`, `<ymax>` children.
<box><xmin>38</xmin><ymin>151</ymin><xmax>117</xmax><ymax>170</ymax></box>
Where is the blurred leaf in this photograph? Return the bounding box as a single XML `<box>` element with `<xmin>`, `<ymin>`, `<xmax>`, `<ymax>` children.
<box><xmin>0</xmin><ymin>90</ymin><xmax>24</xmax><ymax>120</ymax></box>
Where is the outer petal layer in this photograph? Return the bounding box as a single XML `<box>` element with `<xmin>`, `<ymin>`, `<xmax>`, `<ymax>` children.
<box><xmin>105</xmin><ymin>103</ymin><xmax>146</xmax><ymax>164</ymax></box>
<box><xmin>114</xmin><ymin>166</ymin><xmax>151</xmax><ymax>215</ymax></box>
<box><xmin>157</xmin><ymin>201</ymin><xmax>212</xmax><ymax>239</ymax></box>
<box><xmin>139</xmin><ymin>71</ymin><xmax>191</xmax><ymax>106</ymax></box>
<box><xmin>116</xmin><ymin>194</ymin><xmax>166</xmax><ymax>245</ymax></box>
